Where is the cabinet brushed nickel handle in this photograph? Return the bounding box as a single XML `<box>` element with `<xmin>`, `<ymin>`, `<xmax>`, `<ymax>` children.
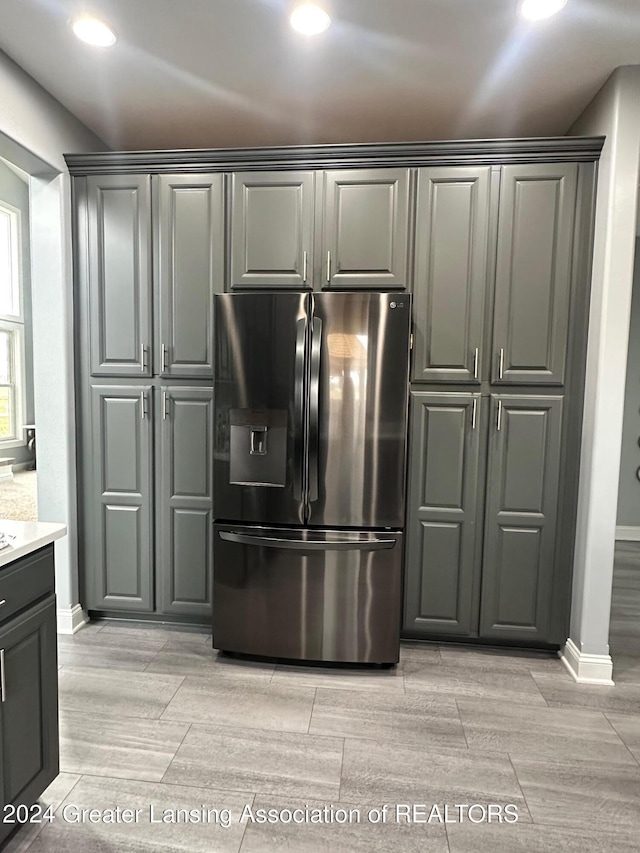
<box><xmin>162</xmin><ymin>391</ymin><xmax>169</xmax><ymax>420</ymax></box>
<box><xmin>473</xmin><ymin>347</ymin><xmax>479</xmax><ymax>380</ymax></box>
<box><xmin>303</xmin><ymin>250</ymin><xmax>308</xmax><ymax>284</ymax></box>
<box><xmin>498</xmin><ymin>347</ymin><xmax>504</xmax><ymax>380</ymax></box>
<box><xmin>497</xmin><ymin>399</ymin><xmax>503</xmax><ymax>431</ymax></box>
<box><xmin>140</xmin><ymin>391</ymin><xmax>146</xmax><ymax>419</ymax></box>
<box><xmin>471</xmin><ymin>398</ymin><xmax>478</xmax><ymax>430</ymax></box>
<box><xmin>1</xmin><ymin>649</ymin><xmax>5</xmax><ymax>703</ymax></box>
<box><xmin>161</xmin><ymin>343</ymin><xmax>168</xmax><ymax>373</ymax></box>
<box><xmin>140</xmin><ymin>344</ymin><xmax>146</xmax><ymax>372</ymax></box>
<box><xmin>326</xmin><ymin>250</ymin><xmax>331</xmax><ymax>284</ymax></box>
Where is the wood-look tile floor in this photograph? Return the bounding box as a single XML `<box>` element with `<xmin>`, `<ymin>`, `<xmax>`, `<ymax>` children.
<box><xmin>7</xmin><ymin>546</ymin><xmax>640</xmax><ymax>852</ymax></box>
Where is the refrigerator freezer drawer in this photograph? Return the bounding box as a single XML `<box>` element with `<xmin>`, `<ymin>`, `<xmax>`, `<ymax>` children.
<box><xmin>213</xmin><ymin>524</ymin><xmax>403</xmax><ymax>664</ymax></box>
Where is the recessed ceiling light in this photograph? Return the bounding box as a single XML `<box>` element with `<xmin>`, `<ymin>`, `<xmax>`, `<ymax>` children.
<box><xmin>290</xmin><ymin>4</ymin><xmax>331</xmax><ymax>35</ymax></box>
<box><xmin>520</xmin><ymin>0</ymin><xmax>568</xmax><ymax>20</ymax></box>
<box><xmin>72</xmin><ymin>16</ymin><xmax>117</xmax><ymax>47</ymax></box>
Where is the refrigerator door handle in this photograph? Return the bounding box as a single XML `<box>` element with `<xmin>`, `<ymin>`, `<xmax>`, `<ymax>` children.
<box><xmin>308</xmin><ymin>315</ymin><xmax>322</xmax><ymax>503</ymax></box>
<box><xmin>219</xmin><ymin>531</ymin><xmax>396</xmax><ymax>551</ymax></box>
<box><xmin>293</xmin><ymin>316</ymin><xmax>306</xmax><ymax>501</ymax></box>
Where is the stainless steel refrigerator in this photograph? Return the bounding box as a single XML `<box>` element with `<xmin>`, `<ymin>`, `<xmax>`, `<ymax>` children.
<box><xmin>213</xmin><ymin>291</ymin><xmax>411</xmax><ymax>664</ymax></box>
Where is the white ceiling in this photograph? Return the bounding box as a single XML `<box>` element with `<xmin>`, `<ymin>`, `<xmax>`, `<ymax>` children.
<box><xmin>1</xmin><ymin>0</ymin><xmax>639</xmax><ymax>151</ymax></box>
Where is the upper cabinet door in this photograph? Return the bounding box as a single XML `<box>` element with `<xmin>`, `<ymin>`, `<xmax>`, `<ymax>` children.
<box><xmin>412</xmin><ymin>167</ymin><xmax>491</xmax><ymax>383</ymax></box>
<box><xmin>492</xmin><ymin>164</ymin><xmax>577</xmax><ymax>385</ymax></box>
<box><xmin>87</xmin><ymin>175</ymin><xmax>152</xmax><ymax>376</ymax></box>
<box><xmin>230</xmin><ymin>171</ymin><xmax>315</xmax><ymax>289</ymax></box>
<box><xmin>321</xmin><ymin>169</ymin><xmax>410</xmax><ymax>289</ymax></box>
<box><xmin>156</xmin><ymin>174</ymin><xmax>224</xmax><ymax>378</ymax></box>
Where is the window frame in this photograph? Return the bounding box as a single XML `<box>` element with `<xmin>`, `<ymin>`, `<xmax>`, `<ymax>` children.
<box><xmin>0</xmin><ymin>200</ymin><xmax>26</xmax><ymax>448</ymax></box>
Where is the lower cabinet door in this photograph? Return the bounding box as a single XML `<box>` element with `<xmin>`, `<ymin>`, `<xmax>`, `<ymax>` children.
<box><xmin>89</xmin><ymin>385</ymin><xmax>154</xmax><ymax>611</ymax></box>
<box><xmin>158</xmin><ymin>387</ymin><xmax>213</xmax><ymax>618</ymax></box>
<box><xmin>0</xmin><ymin>596</ymin><xmax>58</xmax><ymax>843</ymax></box>
<box><xmin>403</xmin><ymin>392</ymin><xmax>483</xmax><ymax>637</ymax></box>
<box><xmin>480</xmin><ymin>395</ymin><xmax>563</xmax><ymax>642</ymax></box>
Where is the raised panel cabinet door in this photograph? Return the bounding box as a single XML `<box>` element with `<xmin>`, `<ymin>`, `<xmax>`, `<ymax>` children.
<box><xmin>321</xmin><ymin>169</ymin><xmax>410</xmax><ymax>289</ymax></box>
<box><xmin>90</xmin><ymin>385</ymin><xmax>154</xmax><ymax>611</ymax></box>
<box><xmin>0</xmin><ymin>595</ymin><xmax>58</xmax><ymax>842</ymax></box>
<box><xmin>492</xmin><ymin>164</ymin><xmax>577</xmax><ymax>385</ymax></box>
<box><xmin>87</xmin><ymin>174</ymin><xmax>152</xmax><ymax>376</ymax></box>
<box><xmin>230</xmin><ymin>171</ymin><xmax>315</xmax><ymax>288</ymax></box>
<box><xmin>480</xmin><ymin>395</ymin><xmax>563</xmax><ymax>642</ymax></box>
<box><xmin>403</xmin><ymin>392</ymin><xmax>482</xmax><ymax>637</ymax></box>
<box><xmin>413</xmin><ymin>167</ymin><xmax>491</xmax><ymax>383</ymax></box>
<box><xmin>157</xmin><ymin>174</ymin><xmax>224</xmax><ymax>378</ymax></box>
<box><xmin>158</xmin><ymin>387</ymin><xmax>213</xmax><ymax>617</ymax></box>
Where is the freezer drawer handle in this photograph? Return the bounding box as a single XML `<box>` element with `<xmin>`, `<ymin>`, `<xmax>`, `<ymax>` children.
<box><xmin>219</xmin><ymin>531</ymin><xmax>396</xmax><ymax>551</ymax></box>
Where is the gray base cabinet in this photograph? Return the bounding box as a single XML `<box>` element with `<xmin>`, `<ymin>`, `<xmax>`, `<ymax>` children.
<box><xmin>158</xmin><ymin>387</ymin><xmax>213</xmax><ymax>617</ymax></box>
<box><xmin>86</xmin><ymin>384</ymin><xmax>213</xmax><ymax>618</ymax></box>
<box><xmin>403</xmin><ymin>393</ymin><xmax>564</xmax><ymax>644</ymax></box>
<box><xmin>89</xmin><ymin>385</ymin><xmax>153</xmax><ymax>612</ymax></box>
<box><xmin>480</xmin><ymin>395</ymin><xmax>563</xmax><ymax>641</ymax></box>
<box><xmin>404</xmin><ymin>392</ymin><xmax>482</xmax><ymax>636</ymax></box>
<box><xmin>0</xmin><ymin>547</ymin><xmax>59</xmax><ymax>847</ymax></box>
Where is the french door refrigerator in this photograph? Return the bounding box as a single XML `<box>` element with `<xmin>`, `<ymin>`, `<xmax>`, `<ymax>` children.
<box><xmin>213</xmin><ymin>291</ymin><xmax>411</xmax><ymax>664</ymax></box>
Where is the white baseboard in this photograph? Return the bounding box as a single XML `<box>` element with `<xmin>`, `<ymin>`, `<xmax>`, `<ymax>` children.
<box><xmin>615</xmin><ymin>525</ymin><xmax>640</xmax><ymax>541</ymax></box>
<box><xmin>560</xmin><ymin>638</ymin><xmax>614</xmax><ymax>685</ymax></box>
<box><xmin>57</xmin><ymin>604</ymin><xmax>88</xmax><ymax>635</ymax></box>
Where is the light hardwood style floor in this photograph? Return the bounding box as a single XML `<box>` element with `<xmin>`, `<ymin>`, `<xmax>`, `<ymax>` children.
<box><xmin>5</xmin><ymin>546</ymin><xmax>640</xmax><ymax>852</ymax></box>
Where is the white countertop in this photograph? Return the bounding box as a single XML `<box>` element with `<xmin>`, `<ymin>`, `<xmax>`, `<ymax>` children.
<box><xmin>0</xmin><ymin>521</ymin><xmax>67</xmax><ymax>568</ymax></box>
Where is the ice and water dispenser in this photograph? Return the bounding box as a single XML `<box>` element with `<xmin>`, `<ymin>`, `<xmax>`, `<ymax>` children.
<box><xmin>229</xmin><ymin>409</ymin><xmax>287</xmax><ymax>487</ymax></box>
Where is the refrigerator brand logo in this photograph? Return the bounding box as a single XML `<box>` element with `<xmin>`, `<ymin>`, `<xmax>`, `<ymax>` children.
<box><xmin>389</xmin><ymin>301</ymin><xmax>405</xmax><ymax>309</ymax></box>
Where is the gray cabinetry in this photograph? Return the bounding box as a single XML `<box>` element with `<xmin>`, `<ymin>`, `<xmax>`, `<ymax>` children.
<box><xmin>412</xmin><ymin>167</ymin><xmax>491</xmax><ymax>383</ymax></box>
<box><xmin>0</xmin><ymin>545</ymin><xmax>58</xmax><ymax>847</ymax></box>
<box><xmin>230</xmin><ymin>171</ymin><xmax>315</xmax><ymax>289</ymax></box>
<box><xmin>480</xmin><ymin>395</ymin><xmax>563</xmax><ymax>641</ymax></box>
<box><xmin>86</xmin><ymin>174</ymin><xmax>152</xmax><ymax>377</ymax></box>
<box><xmin>158</xmin><ymin>387</ymin><xmax>213</xmax><ymax>617</ymax></box>
<box><xmin>321</xmin><ymin>169</ymin><xmax>410</xmax><ymax>289</ymax></box>
<box><xmin>404</xmin><ymin>393</ymin><xmax>564</xmax><ymax>643</ymax></box>
<box><xmin>228</xmin><ymin>168</ymin><xmax>410</xmax><ymax>290</ymax></box>
<box><xmin>404</xmin><ymin>392</ymin><xmax>482</xmax><ymax>636</ymax></box>
<box><xmin>89</xmin><ymin>385</ymin><xmax>153</xmax><ymax>612</ymax></box>
<box><xmin>157</xmin><ymin>174</ymin><xmax>224</xmax><ymax>377</ymax></box>
<box><xmin>492</xmin><ymin>164</ymin><xmax>577</xmax><ymax>385</ymax></box>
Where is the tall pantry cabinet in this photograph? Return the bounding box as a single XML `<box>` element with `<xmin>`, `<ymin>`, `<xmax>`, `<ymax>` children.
<box><xmin>74</xmin><ymin>173</ymin><xmax>221</xmax><ymax>618</ymax></box>
<box><xmin>68</xmin><ymin>138</ymin><xmax>601</xmax><ymax>642</ymax></box>
<box><xmin>404</xmin><ymin>160</ymin><xmax>596</xmax><ymax>645</ymax></box>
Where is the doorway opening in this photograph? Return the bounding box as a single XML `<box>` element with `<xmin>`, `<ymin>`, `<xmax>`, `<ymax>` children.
<box><xmin>0</xmin><ymin>155</ymin><xmax>36</xmax><ymax>520</ymax></box>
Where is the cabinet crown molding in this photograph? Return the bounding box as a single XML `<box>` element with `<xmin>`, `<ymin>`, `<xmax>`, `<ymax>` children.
<box><xmin>65</xmin><ymin>136</ymin><xmax>605</xmax><ymax>175</ymax></box>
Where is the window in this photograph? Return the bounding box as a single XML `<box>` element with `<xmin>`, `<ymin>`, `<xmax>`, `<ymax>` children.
<box><xmin>0</xmin><ymin>202</ymin><xmax>24</xmax><ymax>444</ymax></box>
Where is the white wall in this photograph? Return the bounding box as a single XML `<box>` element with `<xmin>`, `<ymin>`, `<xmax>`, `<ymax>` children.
<box><xmin>0</xmin><ymin>49</ymin><xmax>107</xmax><ymax>626</ymax></box>
<box><xmin>567</xmin><ymin>66</ymin><xmax>640</xmax><ymax>671</ymax></box>
<box><xmin>617</xmin><ymin>236</ymin><xmax>640</xmax><ymax>528</ymax></box>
